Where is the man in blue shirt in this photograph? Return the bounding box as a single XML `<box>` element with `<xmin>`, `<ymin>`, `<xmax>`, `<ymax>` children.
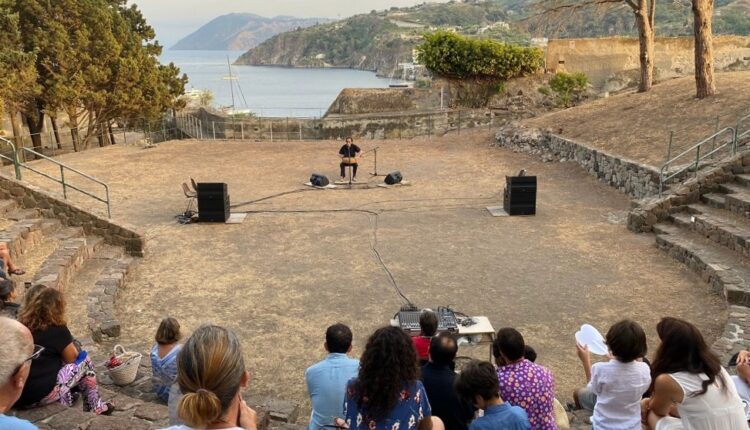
<box><xmin>0</xmin><ymin>317</ymin><xmax>39</xmax><ymax>430</ymax></box>
<box><xmin>305</xmin><ymin>324</ymin><xmax>360</xmax><ymax>430</ymax></box>
<box><xmin>455</xmin><ymin>360</ymin><xmax>530</xmax><ymax>430</ymax></box>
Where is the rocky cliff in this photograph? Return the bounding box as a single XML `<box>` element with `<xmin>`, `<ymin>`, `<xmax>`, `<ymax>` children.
<box><xmin>171</xmin><ymin>13</ymin><xmax>334</xmax><ymax>51</ymax></box>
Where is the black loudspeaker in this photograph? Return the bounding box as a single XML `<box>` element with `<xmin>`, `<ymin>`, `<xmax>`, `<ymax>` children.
<box><xmin>310</xmin><ymin>173</ymin><xmax>330</xmax><ymax>187</ymax></box>
<box><xmin>384</xmin><ymin>171</ymin><xmax>403</xmax><ymax>185</ymax></box>
<box><xmin>503</xmin><ymin>176</ymin><xmax>536</xmax><ymax>216</ymax></box>
<box><xmin>197</xmin><ymin>182</ymin><xmax>230</xmax><ymax>222</ymax></box>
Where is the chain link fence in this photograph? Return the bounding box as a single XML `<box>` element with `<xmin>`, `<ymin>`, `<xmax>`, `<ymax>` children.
<box><xmin>176</xmin><ymin>108</ymin><xmax>514</xmax><ymax>142</ymax></box>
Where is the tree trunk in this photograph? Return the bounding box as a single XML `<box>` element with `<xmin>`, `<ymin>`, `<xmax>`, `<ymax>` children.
<box><xmin>7</xmin><ymin>105</ymin><xmax>23</xmax><ymax>150</ymax></box>
<box><xmin>108</xmin><ymin>121</ymin><xmax>116</xmax><ymax>145</ymax></box>
<box><xmin>634</xmin><ymin>0</ymin><xmax>655</xmax><ymax>92</ymax></box>
<box><xmin>23</xmin><ymin>101</ymin><xmax>45</xmax><ymax>158</ymax></box>
<box><xmin>693</xmin><ymin>0</ymin><xmax>715</xmax><ymax>99</ymax></box>
<box><xmin>68</xmin><ymin>113</ymin><xmax>80</xmax><ymax>152</ymax></box>
<box><xmin>50</xmin><ymin>116</ymin><xmax>62</xmax><ymax>149</ymax></box>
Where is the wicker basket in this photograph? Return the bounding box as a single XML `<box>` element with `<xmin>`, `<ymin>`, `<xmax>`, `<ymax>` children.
<box><xmin>107</xmin><ymin>344</ymin><xmax>142</xmax><ymax>386</ymax></box>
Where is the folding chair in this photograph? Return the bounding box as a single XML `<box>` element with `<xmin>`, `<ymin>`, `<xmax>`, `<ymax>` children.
<box><xmin>181</xmin><ymin>182</ymin><xmax>197</xmax><ymax>215</ymax></box>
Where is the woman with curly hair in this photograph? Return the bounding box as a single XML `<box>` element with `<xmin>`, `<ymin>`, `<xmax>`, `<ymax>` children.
<box><xmin>341</xmin><ymin>326</ymin><xmax>443</xmax><ymax>430</ymax></box>
<box><xmin>14</xmin><ymin>287</ymin><xmax>112</xmax><ymax>415</ymax></box>
<box><xmin>641</xmin><ymin>317</ymin><xmax>746</xmax><ymax>430</ymax></box>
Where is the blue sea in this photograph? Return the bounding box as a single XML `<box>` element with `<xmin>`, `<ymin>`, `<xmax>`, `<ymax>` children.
<box><xmin>159</xmin><ymin>50</ymin><xmax>405</xmax><ymax>118</ymax></box>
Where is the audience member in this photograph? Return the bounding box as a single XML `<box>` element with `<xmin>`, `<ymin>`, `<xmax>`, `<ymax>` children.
<box><xmin>0</xmin><ymin>279</ymin><xmax>19</xmax><ymax>319</ymax></box>
<box><xmin>151</xmin><ymin>317</ymin><xmax>183</xmax><ymax>403</ymax></box>
<box><xmin>642</xmin><ymin>317</ymin><xmax>747</xmax><ymax>430</ymax></box>
<box><xmin>454</xmin><ymin>360</ymin><xmax>530</xmax><ymax>430</ymax></box>
<box><xmin>521</xmin><ymin>345</ymin><xmax>569</xmax><ymax>429</ymax></box>
<box><xmin>306</xmin><ymin>323</ymin><xmax>359</xmax><ymax>430</ymax></box>
<box><xmin>420</xmin><ymin>334</ymin><xmax>474</xmax><ymax>430</ymax></box>
<box><xmin>342</xmin><ymin>326</ymin><xmax>443</xmax><ymax>430</ymax></box>
<box><xmin>493</xmin><ymin>328</ymin><xmax>556</xmax><ymax>430</ymax></box>
<box><xmin>413</xmin><ymin>310</ymin><xmax>438</xmax><ymax>364</ymax></box>
<box><xmin>0</xmin><ymin>317</ymin><xmax>39</xmax><ymax>429</ymax></box>
<box><xmin>729</xmin><ymin>350</ymin><xmax>750</xmax><ymax>420</ymax></box>
<box><xmin>161</xmin><ymin>324</ymin><xmax>257</xmax><ymax>430</ymax></box>
<box><xmin>15</xmin><ymin>288</ymin><xmax>112</xmax><ymax>415</ymax></box>
<box><xmin>0</xmin><ymin>242</ymin><xmax>25</xmax><ymax>276</ymax></box>
<box><xmin>574</xmin><ymin>320</ymin><xmax>651</xmax><ymax>430</ymax></box>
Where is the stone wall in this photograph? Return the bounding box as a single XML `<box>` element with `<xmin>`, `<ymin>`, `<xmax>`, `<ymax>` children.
<box><xmin>546</xmin><ymin>36</ymin><xmax>750</xmax><ymax>91</ymax></box>
<box><xmin>494</xmin><ymin>123</ymin><xmax>661</xmax><ymax>199</ymax></box>
<box><xmin>0</xmin><ymin>174</ymin><xmax>146</xmax><ymax>256</ymax></box>
<box><xmin>626</xmin><ymin>153</ymin><xmax>747</xmax><ymax>233</ymax></box>
<box><xmin>325</xmin><ymin>88</ymin><xmax>441</xmax><ymax>116</ymax></box>
<box><xmin>186</xmin><ymin>108</ymin><xmax>504</xmax><ymax>141</ymax></box>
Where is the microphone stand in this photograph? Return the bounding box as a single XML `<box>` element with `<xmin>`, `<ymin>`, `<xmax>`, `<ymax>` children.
<box><xmin>360</xmin><ymin>146</ymin><xmax>381</xmax><ymax>177</ymax></box>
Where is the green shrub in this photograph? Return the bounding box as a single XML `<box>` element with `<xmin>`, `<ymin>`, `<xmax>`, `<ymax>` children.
<box><xmin>416</xmin><ymin>31</ymin><xmax>544</xmax><ymax>80</ymax></box>
<box><xmin>415</xmin><ymin>79</ymin><xmax>432</xmax><ymax>89</ymax></box>
<box><xmin>537</xmin><ymin>86</ymin><xmax>551</xmax><ymax>96</ymax></box>
<box><xmin>549</xmin><ymin>72</ymin><xmax>588</xmax><ymax>107</ymax></box>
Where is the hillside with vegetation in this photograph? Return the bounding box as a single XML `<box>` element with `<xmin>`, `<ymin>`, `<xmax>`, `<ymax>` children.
<box><xmin>235</xmin><ymin>0</ymin><xmax>750</xmax><ymax>75</ymax></box>
<box><xmin>171</xmin><ymin>13</ymin><xmax>334</xmax><ymax>51</ymax></box>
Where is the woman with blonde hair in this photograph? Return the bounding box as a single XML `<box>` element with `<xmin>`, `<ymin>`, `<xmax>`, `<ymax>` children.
<box><xmin>15</xmin><ymin>287</ymin><xmax>112</xmax><ymax>414</ymax></box>
<box><xmin>161</xmin><ymin>324</ymin><xmax>257</xmax><ymax>430</ymax></box>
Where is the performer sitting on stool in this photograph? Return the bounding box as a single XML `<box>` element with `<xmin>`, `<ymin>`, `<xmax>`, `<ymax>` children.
<box><xmin>339</xmin><ymin>137</ymin><xmax>361</xmax><ymax>181</ymax></box>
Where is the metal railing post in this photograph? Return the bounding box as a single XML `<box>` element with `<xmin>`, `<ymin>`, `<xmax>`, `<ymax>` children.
<box><xmin>60</xmin><ymin>165</ymin><xmax>67</xmax><ymax>199</ymax></box>
<box><xmin>694</xmin><ymin>146</ymin><xmax>701</xmax><ymax>177</ymax></box>
<box><xmin>212</xmin><ymin>121</ymin><xmax>216</xmax><ymax>140</ymax></box>
<box><xmin>105</xmin><ymin>185</ymin><xmax>111</xmax><ymax>218</ymax></box>
<box><xmin>665</xmin><ymin>131</ymin><xmax>674</xmax><ymax>168</ymax></box>
<box><xmin>241</xmin><ymin>123</ymin><xmax>244</xmax><ymax>140</ymax></box>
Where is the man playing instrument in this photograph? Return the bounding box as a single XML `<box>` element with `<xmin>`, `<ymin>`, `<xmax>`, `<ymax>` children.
<box><xmin>339</xmin><ymin>137</ymin><xmax>361</xmax><ymax>181</ymax></box>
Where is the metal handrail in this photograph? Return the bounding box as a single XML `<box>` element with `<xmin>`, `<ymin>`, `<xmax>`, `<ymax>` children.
<box><xmin>738</xmin><ymin>113</ymin><xmax>750</xmax><ymax>142</ymax></box>
<box><xmin>0</xmin><ymin>137</ymin><xmax>111</xmax><ymax>218</ymax></box>
<box><xmin>659</xmin><ymin>127</ymin><xmax>736</xmax><ymax>196</ymax></box>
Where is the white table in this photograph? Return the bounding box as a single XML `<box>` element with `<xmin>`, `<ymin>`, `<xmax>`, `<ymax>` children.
<box><xmin>391</xmin><ymin>315</ymin><xmax>496</xmax><ymax>361</ymax></box>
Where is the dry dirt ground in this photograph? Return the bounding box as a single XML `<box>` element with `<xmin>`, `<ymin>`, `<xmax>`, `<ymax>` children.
<box><xmin>14</xmin><ymin>131</ymin><xmax>726</xmax><ymax>412</ymax></box>
<box><xmin>525</xmin><ymin>71</ymin><xmax>750</xmax><ymax>168</ymax></box>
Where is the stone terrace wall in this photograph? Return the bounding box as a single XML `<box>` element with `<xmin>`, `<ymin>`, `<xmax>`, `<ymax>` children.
<box><xmin>546</xmin><ymin>36</ymin><xmax>750</xmax><ymax>90</ymax></box>
<box><xmin>189</xmin><ymin>108</ymin><xmax>502</xmax><ymax>141</ymax></box>
<box><xmin>0</xmin><ymin>174</ymin><xmax>146</xmax><ymax>256</ymax></box>
<box><xmin>627</xmin><ymin>153</ymin><xmax>747</xmax><ymax>233</ymax></box>
<box><xmin>494</xmin><ymin>124</ymin><xmax>661</xmax><ymax>199</ymax></box>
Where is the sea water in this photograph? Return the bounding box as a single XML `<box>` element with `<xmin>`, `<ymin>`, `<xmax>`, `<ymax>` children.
<box><xmin>160</xmin><ymin>50</ymin><xmax>402</xmax><ymax>118</ymax></box>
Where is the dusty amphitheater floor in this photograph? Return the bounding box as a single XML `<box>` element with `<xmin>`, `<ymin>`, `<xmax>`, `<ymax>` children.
<box><xmin>16</xmin><ymin>131</ymin><xmax>726</xmax><ymax>410</ymax></box>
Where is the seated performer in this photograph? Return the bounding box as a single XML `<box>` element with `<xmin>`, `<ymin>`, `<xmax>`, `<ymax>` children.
<box><xmin>339</xmin><ymin>137</ymin><xmax>361</xmax><ymax>181</ymax></box>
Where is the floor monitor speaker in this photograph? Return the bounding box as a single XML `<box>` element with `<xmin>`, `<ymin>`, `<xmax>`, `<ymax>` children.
<box><xmin>385</xmin><ymin>171</ymin><xmax>403</xmax><ymax>185</ymax></box>
<box><xmin>310</xmin><ymin>174</ymin><xmax>330</xmax><ymax>187</ymax></box>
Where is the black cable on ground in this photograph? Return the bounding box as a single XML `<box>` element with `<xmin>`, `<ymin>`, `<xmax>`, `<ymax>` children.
<box><xmin>230</xmin><ymin>188</ymin><xmax>313</xmax><ymax>209</ymax></box>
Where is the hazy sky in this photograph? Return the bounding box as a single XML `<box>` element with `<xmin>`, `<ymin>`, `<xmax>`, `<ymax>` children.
<box><xmin>130</xmin><ymin>0</ymin><xmax>449</xmax><ymax>48</ymax></box>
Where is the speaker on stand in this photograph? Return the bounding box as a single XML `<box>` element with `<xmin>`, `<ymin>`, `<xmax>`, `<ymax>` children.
<box><xmin>197</xmin><ymin>182</ymin><xmax>230</xmax><ymax>223</ymax></box>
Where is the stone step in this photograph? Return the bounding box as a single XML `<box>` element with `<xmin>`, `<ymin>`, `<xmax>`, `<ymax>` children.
<box><xmin>65</xmin><ymin>245</ymin><xmax>124</xmax><ymax>339</ymax></box>
<box><xmin>735</xmin><ymin>173</ymin><xmax>750</xmax><ymax>187</ymax></box>
<box><xmin>0</xmin><ymin>199</ymin><xmax>18</xmax><ymax>215</ymax></box>
<box><xmin>88</xmin><ymin>253</ymin><xmax>135</xmax><ymax>343</ymax></box>
<box><xmin>719</xmin><ymin>182</ymin><xmax>750</xmax><ymax>218</ymax></box>
<box><xmin>33</xmin><ymin>234</ymin><xmax>105</xmax><ymax>291</ymax></box>
<box><xmin>670</xmin><ymin>203</ymin><xmax>750</xmax><ymax>258</ymax></box>
<box><xmin>712</xmin><ymin>305</ymin><xmax>750</xmax><ymax>367</ymax></box>
<box><xmin>6</xmin><ymin>208</ymin><xmax>40</xmax><ymax>221</ymax></box>
<box><xmin>654</xmin><ymin>222</ymin><xmax>750</xmax><ymax>306</ymax></box>
<box><xmin>701</xmin><ymin>193</ymin><xmax>727</xmax><ymax>209</ymax></box>
<box><xmin>11</xmin><ymin>385</ymin><xmax>168</xmax><ymax>430</ymax></box>
<box><xmin>0</xmin><ymin>218</ymin><xmax>52</xmax><ymax>261</ymax></box>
